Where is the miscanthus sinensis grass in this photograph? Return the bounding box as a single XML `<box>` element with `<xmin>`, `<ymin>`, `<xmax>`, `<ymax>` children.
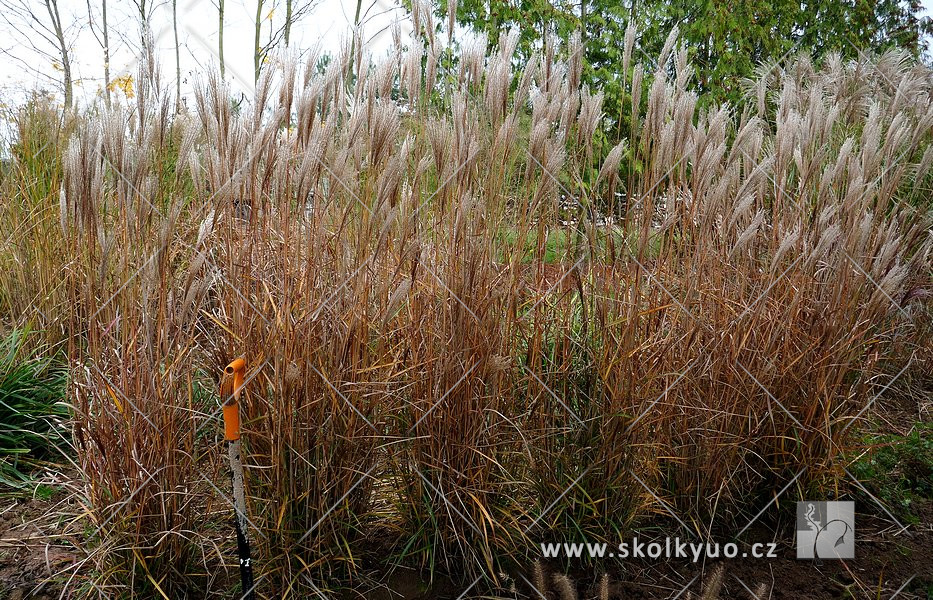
<box><xmin>0</xmin><ymin>11</ymin><xmax>929</xmax><ymax>596</ymax></box>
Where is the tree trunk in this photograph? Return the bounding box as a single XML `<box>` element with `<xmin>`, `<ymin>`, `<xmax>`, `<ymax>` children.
<box><xmin>254</xmin><ymin>0</ymin><xmax>264</xmax><ymax>83</ymax></box>
<box><xmin>580</xmin><ymin>0</ymin><xmax>587</xmax><ymax>43</ymax></box>
<box><xmin>103</xmin><ymin>0</ymin><xmax>111</xmax><ymax>108</ymax></box>
<box><xmin>138</xmin><ymin>0</ymin><xmax>148</xmax><ymax>55</ymax></box>
<box><xmin>45</xmin><ymin>0</ymin><xmax>72</xmax><ymax>109</ymax></box>
<box><xmin>173</xmin><ymin>0</ymin><xmax>181</xmax><ymax>111</ymax></box>
<box><xmin>284</xmin><ymin>0</ymin><xmax>292</xmax><ymax>46</ymax></box>
<box><xmin>347</xmin><ymin>0</ymin><xmax>363</xmax><ymax>85</ymax></box>
<box><xmin>219</xmin><ymin>0</ymin><xmax>225</xmax><ymax>78</ymax></box>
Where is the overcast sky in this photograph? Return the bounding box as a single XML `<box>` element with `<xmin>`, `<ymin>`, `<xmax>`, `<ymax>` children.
<box><xmin>1</xmin><ymin>0</ymin><xmax>932</xmax><ymax>109</ymax></box>
<box><xmin>0</xmin><ymin>0</ymin><xmax>409</xmax><ymax>107</ymax></box>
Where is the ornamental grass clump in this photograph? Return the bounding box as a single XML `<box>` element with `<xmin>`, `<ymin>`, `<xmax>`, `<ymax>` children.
<box><xmin>0</xmin><ymin>8</ymin><xmax>926</xmax><ymax>595</ymax></box>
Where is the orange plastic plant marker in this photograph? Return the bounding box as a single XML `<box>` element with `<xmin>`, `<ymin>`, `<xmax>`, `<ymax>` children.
<box><xmin>221</xmin><ymin>358</ymin><xmax>247</xmax><ymax>441</ymax></box>
<box><xmin>222</xmin><ymin>403</ymin><xmax>241</xmax><ymax>440</ymax></box>
<box><xmin>218</xmin><ymin>356</ymin><xmax>256</xmax><ymax>598</ymax></box>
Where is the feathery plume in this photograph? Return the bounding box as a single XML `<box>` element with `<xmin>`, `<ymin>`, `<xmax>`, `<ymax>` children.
<box><xmin>622</xmin><ymin>23</ymin><xmax>636</xmax><ymax>79</ymax></box>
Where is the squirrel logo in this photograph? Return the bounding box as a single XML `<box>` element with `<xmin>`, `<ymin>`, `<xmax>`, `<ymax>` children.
<box><xmin>804</xmin><ymin>502</ymin><xmax>852</xmax><ymax>559</ymax></box>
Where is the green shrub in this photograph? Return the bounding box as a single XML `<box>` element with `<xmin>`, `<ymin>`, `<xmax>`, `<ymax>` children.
<box><xmin>0</xmin><ymin>329</ymin><xmax>68</xmax><ymax>488</ymax></box>
<box><xmin>850</xmin><ymin>422</ymin><xmax>933</xmax><ymax>521</ymax></box>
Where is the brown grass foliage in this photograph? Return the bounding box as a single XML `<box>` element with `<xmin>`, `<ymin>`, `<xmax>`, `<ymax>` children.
<box><xmin>1</xmin><ymin>14</ymin><xmax>931</xmax><ymax>597</ymax></box>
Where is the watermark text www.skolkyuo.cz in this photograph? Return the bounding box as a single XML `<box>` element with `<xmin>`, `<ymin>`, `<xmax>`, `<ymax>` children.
<box><xmin>540</xmin><ymin>538</ymin><xmax>779</xmax><ymax>562</ymax></box>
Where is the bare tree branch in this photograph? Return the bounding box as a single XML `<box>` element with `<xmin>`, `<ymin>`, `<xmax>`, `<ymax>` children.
<box><xmin>0</xmin><ymin>0</ymin><xmax>79</xmax><ymax>108</ymax></box>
